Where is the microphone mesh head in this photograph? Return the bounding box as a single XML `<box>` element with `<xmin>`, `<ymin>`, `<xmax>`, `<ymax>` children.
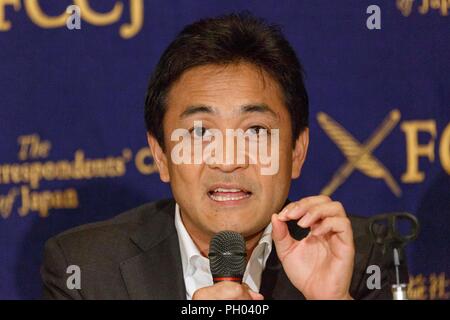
<box><xmin>208</xmin><ymin>231</ymin><xmax>247</xmax><ymax>280</ymax></box>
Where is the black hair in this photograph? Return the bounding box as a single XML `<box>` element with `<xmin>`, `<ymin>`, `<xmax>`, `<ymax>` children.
<box><xmin>144</xmin><ymin>12</ymin><xmax>309</xmax><ymax>148</ymax></box>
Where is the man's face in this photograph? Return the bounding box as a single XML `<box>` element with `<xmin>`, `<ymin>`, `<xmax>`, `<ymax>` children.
<box><xmin>148</xmin><ymin>62</ymin><xmax>308</xmax><ymax>240</ymax></box>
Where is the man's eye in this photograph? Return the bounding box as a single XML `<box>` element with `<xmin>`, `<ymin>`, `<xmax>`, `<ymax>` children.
<box><xmin>190</xmin><ymin>126</ymin><xmax>209</xmax><ymax>138</ymax></box>
<box><xmin>246</xmin><ymin>126</ymin><xmax>268</xmax><ymax>136</ymax></box>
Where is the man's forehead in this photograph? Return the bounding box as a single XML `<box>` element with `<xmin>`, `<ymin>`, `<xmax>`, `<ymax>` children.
<box><xmin>178</xmin><ymin>62</ymin><xmax>270</xmax><ymax>82</ymax></box>
<box><xmin>166</xmin><ymin>63</ymin><xmax>286</xmax><ymax>118</ymax></box>
<box><xmin>169</xmin><ymin>63</ymin><xmax>281</xmax><ymax>97</ymax></box>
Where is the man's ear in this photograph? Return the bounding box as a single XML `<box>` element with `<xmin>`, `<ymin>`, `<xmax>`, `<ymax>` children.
<box><xmin>147</xmin><ymin>133</ymin><xmax>170</xmax><ymax>183</ymax></box>
<box><xmin>291</xmin><ymin>127</ymin><xmax>309</xmax><ymax>179</ymax></box>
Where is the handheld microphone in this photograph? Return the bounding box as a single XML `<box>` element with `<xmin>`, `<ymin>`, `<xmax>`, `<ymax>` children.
<box><xmin>208</xmin><ymin>231</ymin><xmax>247</xmax><ymax>283</ymax></box>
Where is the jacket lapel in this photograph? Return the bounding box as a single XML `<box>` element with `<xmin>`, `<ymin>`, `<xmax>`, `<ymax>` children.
<box><xmin>119</xmin><ymin>200</ymin><xmax>186</xmax><ymax>299</ymax></box>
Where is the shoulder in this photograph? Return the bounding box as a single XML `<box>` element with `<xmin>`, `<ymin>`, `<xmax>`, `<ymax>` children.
<box><xmin>348</xmin><ymin>214</ymin><xmax>376</xmax><ymax>263</ymax></box>
<box><xmin>348</xmin><ymin>215</ymin><xmax>371</xmax><ymax>238</ymax></box>
<box><xmin>347</xmin><ymin>214</ymin><xmax>398</xmax><ymax>299</ymax></box>
<box><xmin>44</xmin><ymin>199</ymin><xmax>175</xmax><ymax>265</ymax></box>
<box><xmin>348</xmin><ymin>214</ymin><xmax>385</xmax><ymax>260</ymax></box>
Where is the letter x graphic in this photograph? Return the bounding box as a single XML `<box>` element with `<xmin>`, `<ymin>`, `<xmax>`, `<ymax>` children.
<box><xmin>317</xmin><ymin>109</ymin><xmax>402</xmax><ymax>197</ymax></box>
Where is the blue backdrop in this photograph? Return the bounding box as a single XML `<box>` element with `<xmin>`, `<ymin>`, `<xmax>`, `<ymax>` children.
<box><xmin>0</xmin><ymin>0</ymin><xmax>449</xmax><ymax>299</ymax></box>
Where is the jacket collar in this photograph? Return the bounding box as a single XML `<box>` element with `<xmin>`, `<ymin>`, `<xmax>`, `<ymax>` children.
<box><xmin>120</xmin><ymin>199</ymin><xmax>187</xmax><ymax>299</ymax></box>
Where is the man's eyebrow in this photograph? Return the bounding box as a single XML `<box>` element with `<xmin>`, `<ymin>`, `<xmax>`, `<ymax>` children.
<box><xmin>240</xmin><ymin>104</ymin><xmax>278</xmax><ymax>119</ymax></box>
<box><xmin>179</xmin><ymin>105</ymin><xmax>215</xmax><ymax>119</ymax></box>
<box><xmin>179</xmin><ymin>103</ymin><xmax>278</xmax><ymax>119</ymax></box>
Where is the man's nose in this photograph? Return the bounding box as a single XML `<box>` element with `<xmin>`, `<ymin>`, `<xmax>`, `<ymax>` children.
<box><xmin>208</xmin><ymin>160</ymin><xmax>248</xmax><ymax>173</ymax></box>
<box><xmin>205</xmin><ymin>138</ymin><xmax>250</xmax><ymax>172</ymax></box>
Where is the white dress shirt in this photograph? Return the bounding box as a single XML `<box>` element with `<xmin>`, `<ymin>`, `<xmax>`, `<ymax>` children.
<box><xmin>174</xmin><ymin>203</ymin><xmax>273</xmax><ymax>300</ymax></box>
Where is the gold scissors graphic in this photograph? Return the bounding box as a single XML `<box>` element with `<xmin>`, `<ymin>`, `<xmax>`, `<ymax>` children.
<box><xmin>317</xmin><ymin>109</ymin><xmax>402</xmax><ymax>197</ymax></box>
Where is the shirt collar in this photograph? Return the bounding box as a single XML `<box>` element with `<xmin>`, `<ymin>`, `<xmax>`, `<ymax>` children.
<box><xmin>252</xmin><ymin>222</ymin><xmax>273</xmax><ymax>266</ymax></box>
<box><xmin>174</xmin><ymin>203</ymin><xmax>205</xmax><ymax>277</ymax></box>
<box><xmin>174</xmin><ymin>203</ymin><xmax>273</xmax><ymax>280</ymax></box>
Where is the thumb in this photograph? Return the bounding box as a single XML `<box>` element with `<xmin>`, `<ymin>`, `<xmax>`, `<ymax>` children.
<box><xmin>271</xmin><ymin>213</ymin><xmax>295</xmax><ymax>259</ymax></box>
<box><xmin>248</xmin><ymin>290</ymin><xmax>264</xmax><ymax>300</ymax></box>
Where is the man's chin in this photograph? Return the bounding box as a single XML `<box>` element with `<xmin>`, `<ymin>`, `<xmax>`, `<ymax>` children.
<box><xmin>202</xmin><ymin>216</ymin><xmax>267</xmax><ymax>237</ymax></box>
<box><xmin>206</xmin><ymin>225</ymin><xmax>256</xmax><ymax>237</ymax></box>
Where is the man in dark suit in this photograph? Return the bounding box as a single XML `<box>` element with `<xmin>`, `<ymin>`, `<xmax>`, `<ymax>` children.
<box><xmin>42</xmin><ymin>199</ymin><xmax>398</xmax><ymax>299</ymax></box>
<box><xmin>42</xmin><ymin>13</ymin><xmax>403</xmax><ymax>300</ymax></box>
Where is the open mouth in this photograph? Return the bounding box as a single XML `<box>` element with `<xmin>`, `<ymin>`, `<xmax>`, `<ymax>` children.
<box><xmin>207</xmin><ymin>187</ymin><xmax>252</xmax><ymax>202</ymax></box>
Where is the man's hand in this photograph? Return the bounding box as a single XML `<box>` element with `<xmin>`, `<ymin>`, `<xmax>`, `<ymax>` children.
<box><xmin>192</xmin><ymin>281</ymin><xmax>264</xmax><ymax>300</ymax></box>
<box><xmin>272</xmin><ymin>195</ymin><xmax>355</xmax><ymax>300</ymax></box>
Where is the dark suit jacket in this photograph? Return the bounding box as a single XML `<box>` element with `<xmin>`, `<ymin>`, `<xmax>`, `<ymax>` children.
<box><xmin>41</xmin><ymin>199</ymin><xmax>403</xmax><ymax>299</ymax></box>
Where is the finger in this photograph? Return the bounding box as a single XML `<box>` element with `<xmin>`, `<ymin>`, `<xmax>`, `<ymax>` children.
<box><xmin>193</xmin><ymin>282</ymin><xmax>262</xmax><ymax>300</ymax></box>
<box><xmin>241</xmin><ymin>283</ymin><xmax>251</xmax><ymax>292</ymax></box>
<box><xmin>248</xmin><ymin>290</ymin><xmax>264</xmax><ymax>300</ymax></box>
<box><xmin>192</xmin><ymin>286</ymin><xmax>213</xmax><ymax>300</ymax></box>
<box><xmin>241</xmin><ymin>284</ymin><xmax>264</xmax><ymax>300</ymax></box>
<box><xmin>278</xmin><ymin>195</ymin><xmax>332</xmax><ymax>221</ymax></box>
<box><xmin>310</xmin><ymin>217</ymin><xmax>353</xmax><ymax>245</ymax></box>
<box><xmin>297</xmin><ymin>201</ymin><xmax>346</xmax><ymax>228</ymax></box>
<box><xmin>271</xmin><ymin>214</ymin><xmax>295</xmax><ymax>260</ymax></box>
<box><xmin>211</xmin><ymin>282</ymin><xmax>252</xmax><ymax>300</ymax></box>
<box><xmin>278</xmin><ymin>201</ymin><xmax>298</xmax><ymax>221</ymax></box>
<box><xmin>229</xmin><ymin>283</ymin><xmax>258</xmax><ymax>300</ymax></box>
<box><xmin>277</xmin><ymin>202</ymin><xmax>300</xmax><ymax>221</ymax></box>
